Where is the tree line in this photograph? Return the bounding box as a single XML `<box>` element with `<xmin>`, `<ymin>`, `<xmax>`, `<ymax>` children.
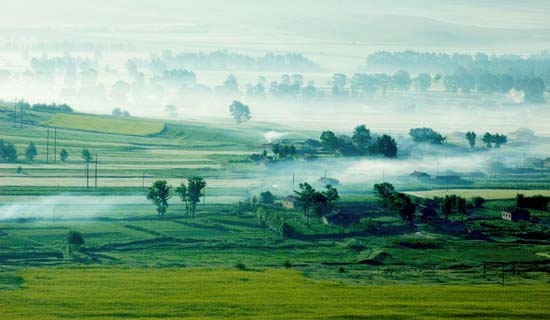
<box><xmin>146</xmin><ymin>178</ymin><xmax>207</xmax><ymax>218</ymax></box>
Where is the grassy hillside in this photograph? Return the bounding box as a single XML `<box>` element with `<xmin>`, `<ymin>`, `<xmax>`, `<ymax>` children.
<box><xmin>43</xmin><ymin>113</ymin><xmax>166</xmax><ymax>136</ymax></box>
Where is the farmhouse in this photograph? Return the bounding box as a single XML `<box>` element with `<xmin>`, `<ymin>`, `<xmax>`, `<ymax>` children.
<box><xmin>502</xmin><ymin>208</ymin><xmax>531</xmax><ymax>222</ymax></box>
<box><xmin>281</xmin><ymin>195</ymin><xmax>297</xmax><ymax>209</ymax></box>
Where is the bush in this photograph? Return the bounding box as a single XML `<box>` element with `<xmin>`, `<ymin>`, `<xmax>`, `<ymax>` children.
<box><xmin>473</xmin><ymin>197</ymin><xmax>486</xmax><ymax>208</ymax></box>
<box><xmin>283</xmin><ymin>260</ymin><xmax>292</xmax><ymax>269</ymax></box>
<box><xmin>66</xmin><ymin>231</ymin><xmax>85</xmax><ymax>246</ymax></box>
<box><xmin>234</xmin><ymin>262</ymin><xmax>247</xmax><ymax>271</ymax></box>
<box><xmin>394</xmin><ymin>237</ymin><xmax>440</xmax><ymax>249</ymax></box>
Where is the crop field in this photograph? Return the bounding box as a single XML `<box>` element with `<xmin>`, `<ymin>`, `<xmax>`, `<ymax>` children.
<box><xmin>1</xmin><ymin>267</ymin><xmax>549</xmax><ymax>320</ymax></box>
<box><xmin>43</xmin><ymin>113</ymin><xmax>166</xmax><ymax>136</ymax></box>
<box><xmin>1</xmin><ymin>106</ymin><xmax>550</xmax><ymax>319</ymax></box>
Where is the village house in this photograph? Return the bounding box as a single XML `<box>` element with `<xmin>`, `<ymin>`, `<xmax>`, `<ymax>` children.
<box><xmin>281</xmin><ymin>195</ymin><xmax>297</xmax><ymax>209</ymax></box>
<box><xmin>502</xmin><ymin>208</ymin><xmax>531</xmax><ymax>222</ymax></box>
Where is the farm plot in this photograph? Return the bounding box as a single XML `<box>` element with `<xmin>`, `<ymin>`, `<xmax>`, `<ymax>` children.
<box><xmin>0</xmin><ymin>267</ymin><xmax>548</xmax><ymax>320</ymax></box>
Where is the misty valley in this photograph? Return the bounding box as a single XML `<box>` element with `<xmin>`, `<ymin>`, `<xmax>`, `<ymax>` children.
<box><xmin>1</xmin><ymin>1</ymin><xmax>550</xmax><ymax>319</ymax></box>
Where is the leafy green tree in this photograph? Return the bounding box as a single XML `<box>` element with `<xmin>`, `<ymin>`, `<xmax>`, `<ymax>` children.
<box><xmin>493</xmin><ymin>134</ymin><xmax>507</xmax><ymax>148</ymax></box>
<box><xmin>392</xmin><ymin>70</ymin><xmax>412</xmax><ymax>91</ymax></box>
<box><xmin>60</xmin><ymin>149</ymin><xmax>69</xmax><ymax>162</ymax></box>
<box><xmin>81</xmin><ymin>148</ymin><xmax>93</xmax><ymax>162</ymax></box>
<box><xmin>25</xmin><ymin>142</ymin><xmax>37</xmax><ymax>161</ymax></box>
<box><xmin>0</xmin><ymin>139</ymin><xmax>17</xmax><ymax>162</ymax></box>
<box><xmin>465</xmin><ymin>131</ymin><xmax>477</xmax><ymax>148</ymax></box>
<box><xmin>371</xmin><ymin>134</ymin><xmax>398</xmax><ymax>158</ymax></box>
<box><xmin>294</xmin><ymin>182</ymin><xmax>316</xmax><ymax>226</ymax></box>
<box><xmin>229</xmin><ymin>100</ymin><xmax>251</xmax><ymax>124</ymax></box>
<box><xmin>413</xmin><ymin>73</ymin><xmax>432</xmax><ymax>91</ymax></box>
<box><xmin>440</xmin><ymin>195</ymin><xmax>453</xmax><ymax>221</ymax></box>
<box><xmin>66</xmin><ymin>230</ymin><xmax>85</xmax><ymax>253</ymax></box>
<box><xmin>352</xmin><ymin>125</ymin><xmax>371</xmax><ymax>152</ymax></box>
<box><xmin>320</xmin><ymin>131</ymin><xmax>339</xmax><ymax>152</ymax></box>
<box><xmin>187</xmin><ymin>177</ymin><xmax>207</xmax><ymax>217</ymax></box>
<box><xmin>374</xmin><ymin>182</ymin><xmax>395</xmax><ymax>213</ymax></box>
<box><xmin>457</xmin><ymin>197</ymin><xmax>468</xmax><ymax>221</ymax></box>
<box><xmin>409</xmin><ymin>127</ymin><xmax>446</xmax><ymax>144</ymax></box>
<box><xmin>260</xmin><ymin>191</ymin><xmax>275</xmax><ymax>205</ymax></box>
<box><xmin>482</xmin><ymin>133</ymin><xmax>493</xmax><ymax>148</ymax></box>
<box><xmin>391</xmin><ymin>193</ymin><xmax>416</xmax><ymax>224</ymax></box>
<box><xmin>175</xmin><ymin>182</ymin><xmax>190</xmax><ymax>216</ymax></box>
<box><xmin>147</xmin><ymin>180</ymin><xmax>172</xmax><ymax>218</ymax></box>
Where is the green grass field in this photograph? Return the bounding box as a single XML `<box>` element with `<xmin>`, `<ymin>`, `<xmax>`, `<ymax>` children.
<box><xmin>1</xmin><ymin>267</ymin><xmax>549</xmax><ymax>320</ymax></box>
<box><xmin>43</xmin><ymin>113</ymin><xmax>166</xmax><ymax>136</ymax></box>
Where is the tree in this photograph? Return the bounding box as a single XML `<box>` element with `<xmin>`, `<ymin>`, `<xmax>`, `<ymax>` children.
<box><xmin>0</xmin><ymin>140</ymin><xmax>17</xmax><ymax>162</ymax></box>
<box><xmin>147</xmin><ymin>180</ymin><xmax>172</xmax><ymax>218</ymax></box>
<box><xmin>391</xmin><ymin>193</ymin><xmax>416</xmax><ymax>224</ymax></box>
<box><xmin>320</xmin><ymin>131</ymin><xmax>339</xmax><ymax>152</ymax></box>
<box><xmin>413</xmin><ymin>73</ymin><xmax>432</xmax><ymax>92</ymax></box>
<box><xmin>371</xmin><ymin>134</ymin><xmax>398</xmax><ymax>158</ymax></box>
<box><xmin>294</xmin><ymin>182</ymin><xmax>316</xmax><ymax>226</ymax></box>
<box><xmin>409</xmin><ymin>127</ymin><xmax>446</xmax><ymax>144</ymax></box>
<box><xmin>331</xmin><ymin>73</ymin><xmax>347</xmax><ymax>96</ymax></box>
<box><xmin>260</xmin><ymin>191</ymin><xmax>275</xmax><ymax>205</ymax></box>
<box><xmin>60</xmin><ymin>149</ymin><xmax>69</xmax><ymax>162</ymax></box>
<box><xmin>440</xmin><ymin>195</ymin><xmax>453</xmax><ymax>221</ymax></box>
<box><xmin>66</xmin><ymin>230</ymin><xmax>85</xmax><ymax>253</ymax></box>
<box><xmin>81</xmin><ymin>148</ymin><xmax>93</xmax><ymax>162</ymax></box>
<box><xmin>187</xmin><ymin>177</ymin><xmax>207</xmax><ymax>217</ymax></box>
<box><xmin>352</xmin><ymin>125</ymin><xmax>371</xmax><ymax>152</ymax></box>
<box><xmin>392</xmin><ymin>70</ymin><xmax>411</xmax><ymax>91</ymax></box>
<box><xmin>456</xmin><ymin>197</ymin><xmax>468</xmax><ymax>221</ymax></box>
<box><xmin>465</xmin><ymin>131</ymin><xmax>477</xmax><ymax>148</ymax></box>
<box><xmin>493</xmin><ymin>134</ymin><xmax>507</xmax><ymax>148</ymax></box>
<box><xmin>374</xmin><ymin>182</ymin><xmax>395</xmax><ymax>213</ymax></box>
<box><xmin>482</xmin><ymin>133</ymin><xmax>493</xmax><ymax>148</ymax></box>
<box><xmin>25</xmin><ymin>142</ymin><xmax>37</xmax><ymax>161</ymax></box>
<box><xmin>229</xmin><ymin>100</ymin><xmax>251</xmax><ymax>124</ymax></box>
<box><xmin>112</xmin><ymin>107</ymin><xmax>122</xmax><ymax>117</ymax></box>
<box><xmin>175</xmin><ymin>182</ymin><xmax>189</xmax><ymax>216</ymax></box>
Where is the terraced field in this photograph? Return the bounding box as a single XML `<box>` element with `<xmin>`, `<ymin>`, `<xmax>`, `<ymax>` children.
<box><xmin>43</xmin><ymin>113</ymin><xmax>166</xmax><ymax>136</ymax></box>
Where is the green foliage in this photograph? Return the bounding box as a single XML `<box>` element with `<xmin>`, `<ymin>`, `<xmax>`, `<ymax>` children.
<box><xmin>66</xmin><ymin>230</ymin><xmax>85</xmax><ymax>246</ymax></box>
<box><xmin>187</xmin><ymin>177</ymin><xmax>207</xmax><ymax>216</ymax></box>
<box><xmin>272</xmin><ymin>143</ymin><xmax>296</xmax><ymax>159</ymax></box>
<box><xmin>482</xmin><ymin>132</ymin><xmax>507</xmax><ymax>148</ymax></box>
<box><xmin>0</xmin><ymin>139</ymin><xmax>18</xmax><ymax>162</ymax></box>
<box><xmin>373</xmin><ymin>182</ymin><xmax>395</xmax><ymax>213</ymax></box>
<box><xmin>59</xmin><ymin>149</ymin><xmax>69</xmax><ymax>162</ymax></box>
<box><xmin>465</xmin><ymin>131</ymin><xmax>476</xmax><ymax>148</ymax></box>
<box><xmin>146</xmin><ymin>180</ymin><xmax>172</xmax><ymax>218</ymax></box>
<box><xmin>352</xmin><ymin>124</ymin><xmax>371</xmax><ymax>151</ymax></box>
<box><xmin>229</xmin><ymin>100</ymin><xmax>251</xmax><ymax>124</ymax></box>
<box><xmin>81</xmin><ymin>148</ymin><xmax>93</xmax><ymax>162</ymax></box>
<box><xmin>259</xmin><ymin>191</ymin><xmax>275</xmax><ymax>205</ymax></box>
<box><xmin>413</xmin><ymin>73</ymin><xmax>432</xmax><ymax>91</ymax></box>
<box><xmin>25</xmin><ymin>142</ymin><xmax>37</xmax><ymax>161</ymax></box>
<box><xmin>320</xmin><ymin>130</ymin><xmax>338</xmax><ymax>152</ymax></box>
<box><xmin>370</xmin><ymin>134</ymin><xmax>397</xmax><ymax>157</ymax></box>
<box><xmin>409</xmin><ymin>127</ymin><xmax>446</xmax><ymax>144</ymax></box>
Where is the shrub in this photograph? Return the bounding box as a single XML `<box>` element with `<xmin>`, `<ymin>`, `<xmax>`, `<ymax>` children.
<box><xmin>234</xmin><ymin>262</ymin><xmax>247</xmax><ymax>271</ymax></box>
<box><xmin>283</xmin><ymin>260</ymin><xmax>292</xmax><ymax>269</ymax></box>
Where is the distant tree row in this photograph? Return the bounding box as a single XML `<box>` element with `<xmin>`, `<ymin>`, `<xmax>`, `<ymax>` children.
<box><xmin>465</xmin><ymin>131</ymin><xmax>507</xmax><ymax>148</ymax></box>
<box><xmin>129</xmin><ymin>50</ymin><xmax>320</xmax><ymax>73</ymax></box>
<box><xmin>318</xmin><ymin>125</ymin><xmax>397</xmax><ymax>158</ymax></box>
<box><xmin>272</xmin><ymin>143</ymin><xmax>296</xmax><ymax>159</ymax></box>
<box><xmin>0</xmin><ymin>140</ymin><xmax>69</xmax><ymax>163</ymax></box>
<box><xmin>409</xmin><ymin>127</ymin><xmax>446</xmax><ymax>144</ymax></box>
<box><xmin>366</xmin><ymin>50</ymin><xmax>550</xmax><ymax>81</ymax></box>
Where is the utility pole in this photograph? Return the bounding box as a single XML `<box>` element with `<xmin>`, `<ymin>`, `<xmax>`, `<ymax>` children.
<box><xmin>13</xmin><ymin>99</ymin><xmax>17</xmax><ymax>128</ymax></box>
<box><xmin>86</xmin><ymin>160</ymin><xmax>89</xmax><ymax>189</ymax></box>
<box><xmin>95</xmin><ymin>154</ymin><xmax>98</xmax><ymax>188</ymax></box>
<box><xmin>46</xmin><ymin>128</ymin><xmax>50</xmax><ymax>162</ymax></box>
<box><xmin>19</xmin><ymin>99</ymin><xmax>23</xmax><ymax>128</ymax></box>
<box><xmin>53</xmin><ymin>128</ymin><xmax>57</xmax><ymax>163</ymax></box>
<box><xmin>292</xmin><ymin>172</ymin><xmax>295</xmax><ymax>191</ymax></box>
